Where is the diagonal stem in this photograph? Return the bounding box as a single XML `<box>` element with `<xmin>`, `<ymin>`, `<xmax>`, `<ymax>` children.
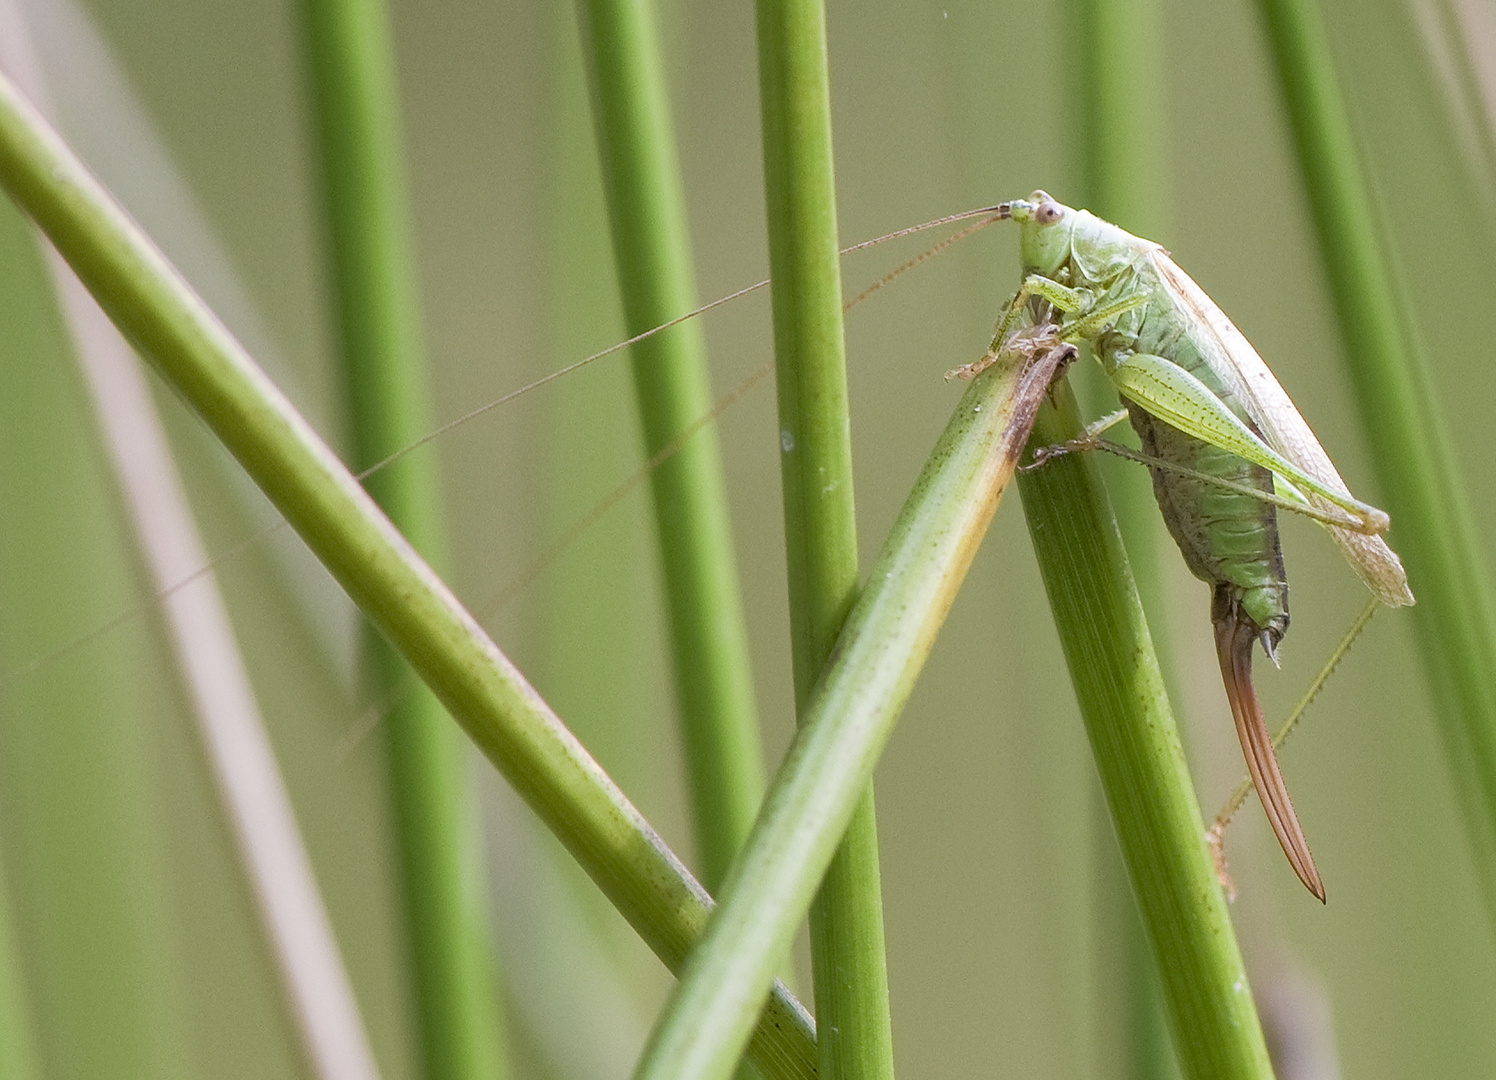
<box><xmin>0</xmin><ymin>67</ymin><xmax>819</xmax><ymax>1080</ymax></box>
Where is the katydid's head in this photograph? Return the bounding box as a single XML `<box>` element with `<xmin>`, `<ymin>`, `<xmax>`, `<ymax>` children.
<box><xmin>1002</xmin><ymin>191</ymin><xmax>1075</xmax><ymax>277</ymax></box>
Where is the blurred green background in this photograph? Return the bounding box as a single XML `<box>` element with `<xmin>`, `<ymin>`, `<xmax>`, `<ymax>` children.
<box><xmin>1</xmin><ymin>0</ymin><xmax>1494</xmax><ymax>1077</ymax></box>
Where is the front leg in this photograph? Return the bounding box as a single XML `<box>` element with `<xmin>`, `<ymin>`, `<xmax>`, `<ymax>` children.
<box><xmin>947</xmin><ymin>274</ymin><xmax>1091</xmax><ymax>381</ymax></box>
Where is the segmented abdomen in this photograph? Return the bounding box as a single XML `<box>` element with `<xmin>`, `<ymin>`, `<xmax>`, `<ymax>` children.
<box><xmin>1123</xmin><ymin>318</ymin><xmax>1290</xmax><ymax>645</ymax></box>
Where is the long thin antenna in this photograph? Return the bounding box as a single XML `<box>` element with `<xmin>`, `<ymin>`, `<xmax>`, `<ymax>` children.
<box><xmin>331</xmin><ymin>213</ymin><xmax>1013</xmax><ymax>753</ymax></box>
<box><xmin>844</xmin><ymin>213</ymin><xmax>1005</xmax><ymax>310</ymax></box>
<box><xmin>5</xmin><ymin>204</ymin><xmax>1011</xmax><ymax>685</ymax></box>
<box><xmin>837</xmin><ymin>203</ymin><xmax>1010</xmax><ymax>256</ymax></box>
<box><xmin>358</xmin><ymin>203</ymin><xmax>1012</xmax><ymax>481</ymax></box>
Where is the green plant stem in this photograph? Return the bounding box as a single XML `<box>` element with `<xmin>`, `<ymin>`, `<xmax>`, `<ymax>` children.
<box><xmin>573</xmin><ymin>0</ymin><xmax>765</xmax><ymax>894</ymax></box>
<box><xmin>629</xmin><ymin>340</ymin><xmax>1072</xmax><ymax>1080</ymax></box>
<box><xmin>1014</xmin><ymin>379</ymin><xmax>1273</xmax><ymax>1080</ymax></box>
<box><xmin>1078</xmin><ymin>0</ymin><xmax>1165</xmax><ymax>235</ymax></box>
<box><xmin>0</xmin><ymin>70</ymin><xmax>817</xmax><ymax>1080</ymax></box>
<box><xmin>0</xmin><ymin>850</ymin><xmax>39</xmax><ymax>1080</ymax></box>
<box><xmin>1077</xmin><ymin>1</ymin><xmax>1177</xmax><ymax>1076</ymax></box>
<box><xmin>1076</xmin><ymin>0</ymin><xmax>1168</xmax><ymax>631</ymax></box>
<box><xmin>1257</xmin><ymin>0</ymin><xmax>1496</xmax><ymax>921</ymax></box>
<box><xmin>754</xmin><ymin>2</ymin><xmax>893</xmax><ymax>1078</ymax></box>
<box><xmin>299</xmin><ymin>3</ymin><xmax>507</xmax><ymax>1076</ymax></box>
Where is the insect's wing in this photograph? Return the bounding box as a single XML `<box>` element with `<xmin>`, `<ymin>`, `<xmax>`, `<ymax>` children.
<box><xmin>1149</xmin><ymin>249</ymin><xmax>1414</xmax><ymax>607</ymax></box>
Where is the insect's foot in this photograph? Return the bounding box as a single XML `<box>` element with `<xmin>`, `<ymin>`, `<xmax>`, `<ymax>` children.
<box><xmin>1019</xmin><ymin>444</ymin><xmax>1066</xmax><ymax>471</ymax></box>
<box><xmin>944</xmin><ymin>353</ymin><xmax>998</xmax><ymax>382</ymax></box>
<box><xmin>1205</xmin><ymin>823</ymin><xmax>1238</xmax><ymax>903</ymax></box>
<box><xmin>951</xmin><ymin>324</ymin><xmax>1067</xmax><ymax>382</ymax></box>
<box><xmin>1019</xmin><ymin>433</ymin><xmax>1100</xmax><ymax>471</ymax></box>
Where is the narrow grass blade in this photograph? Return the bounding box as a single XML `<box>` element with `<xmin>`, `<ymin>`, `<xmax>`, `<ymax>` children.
<box><xmin>1257</xmin><ymin>0</ymin><xmax>1496</xmax><ymax>922</ymax></box>
<box><xmin>1076</xmin><ymin>0</ymin><xmax>1170</xmax><ymax>651</ymax></box>
<box><xmin>1077</xmin><ymin>0</ymin><xmax>1179</xmax><ymax>1075</ymax></box>
<box><xmin>628</xmin><ymin>339</ymin><xmax>1075</xmax><ymax>1080</ymax></box>
<box><xmin>0</xmin><ymin>69</ymin><xmax>817</xmax><ymax>1080</ymax></box>
<box><xmin>299</xmin><ymin>0</ymin><xmax>508</xmax><ymax>1075</ymax></box>
<box><xmin>1014</xmin><ymin>379</ymin><xmax>1274</xmax><ymax>1080</ymax></box>
<box><xmin>1079</xmin><ymin>0</ymin><xmax>1167</xmax><ymax>233</ymax></box>
<box><xmin>754</xmin><ymin>1</ymin><xmax>893</xmax><ymax>1076</ymax></box>
<box><xmin>574</xmin><ymin>0</ymin><xmax>766</xmax><ymax>893</ymax></box>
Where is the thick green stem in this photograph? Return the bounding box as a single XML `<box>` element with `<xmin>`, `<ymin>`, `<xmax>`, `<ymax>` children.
<box><xmin>574</xmin><ymin>0</ymin><xmax>765</xmax><ymax>893</ymax></box>
<box><xmin>754</xmin><ymin>1</ymin><xmax>894</xmax><ymax>1077</ymax></box>
<box><xmin>300</xmin><ymin>2</ymin><xmax>507</xmax><ymax>1076</ymax></box>
<box><xmin>1014</xmin><ymin>380</ymin><xmax>1273</xmax><ymax>1080</ymax></box>
<box><xmin>1257</xmin><ymin>0</ymin><xmax>1496</xmax><ymax>923</ymax></box>
<box><xmin>0</xmin><ymin>70</ymin><xmax>817</xmax><ymax>1080</ymax></box>
<box><xmin>629</xmin><ymin>340</ymin><xmax>1071</xmax><ymax>1080</ymax></box>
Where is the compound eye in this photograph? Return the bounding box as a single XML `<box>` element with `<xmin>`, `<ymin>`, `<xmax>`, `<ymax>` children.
<box><xmin>1036</xmin><ymin>200</ymin><xmax>1064</xmax><ymax>225</ymax></box>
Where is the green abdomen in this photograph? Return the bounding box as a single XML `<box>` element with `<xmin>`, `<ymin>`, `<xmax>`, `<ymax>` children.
<box><xmin>1123</xmin><ymin>335</ymin><xmax>1289</xmax><ymax>643</ymax></box>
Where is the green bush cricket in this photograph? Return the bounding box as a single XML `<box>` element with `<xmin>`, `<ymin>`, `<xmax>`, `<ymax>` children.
<box><xmin>957</xmin><ymin>192</ymin><xmax>1414</xmax><ymax>901</ymax></box>
<box><xmin>0</xmin><ymin>167</ymin><xmax>1406</xmax><ymax>904</ymax></box>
